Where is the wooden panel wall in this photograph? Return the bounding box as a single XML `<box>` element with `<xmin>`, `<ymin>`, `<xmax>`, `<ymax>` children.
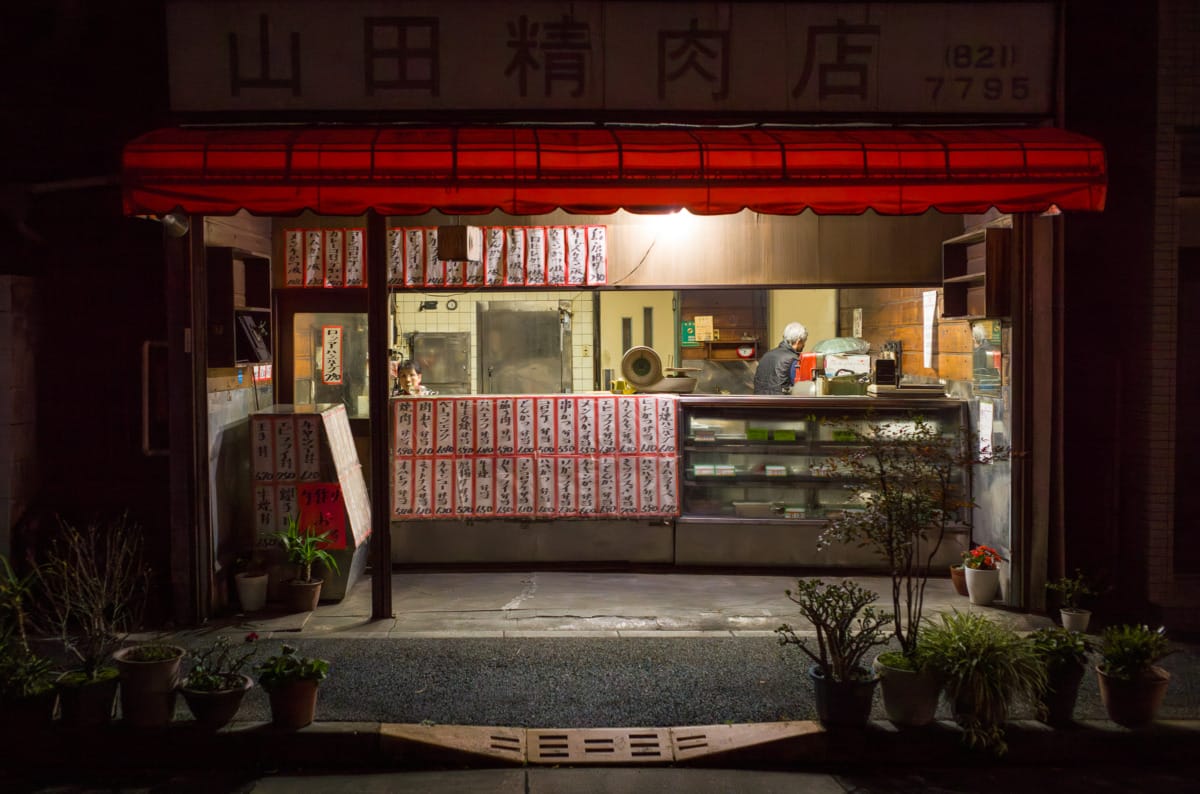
<box><xmin>354</xmin><ymin>209</ymin><xmax>962</xmax><ymax>288</ymax></box>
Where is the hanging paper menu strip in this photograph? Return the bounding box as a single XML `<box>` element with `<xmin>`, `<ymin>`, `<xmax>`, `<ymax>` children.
<box><xmin>586</xmin><ymin>226</ymin><xmax>608</xmax><ymax>285</ymax></box>
<box><xmin>321</xmin><ymin>325</ymin><xmax>344</xmax><ymax>385</ymax></box>
<box><xmin>526</xmin><ymin>227</ymin><xmax>547</xmax><ymax>285</ymax></box>
<box><xmin>285</xmin><ymin>230</ymin><xmax>304</xmax><ymax>286</ymax></box>
<box><xmin>305</xmin><ymin>230</ymin><xmax>323</xmax><ymax>286</ymax></box>
<box><xmin>345</xmin><ymin>229</ymin><xmax>365</xmax><ymax>286</ymax></box>
<box><xmin>387</xmin><ymin>229</ymin><xmax>404</xmax><ymax>285</ymax></box>
<box><xmin>546</xmin><ymin>226</ymin><xmax>567</xmax><ymax>286</ymax></box>
<box><xmin>324</xmin><ymin>230</ymin><xmax>344</xmax><ymax>287</ymax></box>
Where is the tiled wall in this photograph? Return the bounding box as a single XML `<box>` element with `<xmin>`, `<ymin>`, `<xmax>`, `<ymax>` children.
<box><xmin>0</xmin><ymin>277</ymin><xmax>36</xmax><ymax>557</ymax></box>
<box><xmin>1149</xmin><ymin>0</ymin><xmax>1197</xmax><ymax>624</ymax></box>
<box><xmin>392</xmin><ymin>291</ymin><xmax>597</xmax><ymax>393</ymax></box>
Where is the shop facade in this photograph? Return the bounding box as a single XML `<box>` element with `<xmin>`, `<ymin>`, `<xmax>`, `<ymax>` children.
<box><xmin>111</xmin><ymin>0</ymin><xmax>1120</xmax><ymax>624</ymax></box>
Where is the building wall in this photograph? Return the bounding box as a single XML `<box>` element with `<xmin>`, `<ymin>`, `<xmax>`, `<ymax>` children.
<box><xmin>1149</xmin><ymin>0</ymin><xmax>1200</xmax><ymax>627</ymax></box>
<box><xmin>0</xmin><ymin>277</ymin><xmax>36</xmax><ymax>559</ymax></box>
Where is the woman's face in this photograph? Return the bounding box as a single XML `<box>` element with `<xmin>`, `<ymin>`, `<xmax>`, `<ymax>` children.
<box><xmin>398</xmin><ymin>367</ymin><xmax>422</xmax><ymax>392</ymax></box>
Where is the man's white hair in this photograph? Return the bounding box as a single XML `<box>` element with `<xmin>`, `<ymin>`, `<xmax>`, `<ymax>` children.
<box><xmin>782</xmin><ymin>322</ymin><xmax>809</xmax><ymax>344</ymax></box>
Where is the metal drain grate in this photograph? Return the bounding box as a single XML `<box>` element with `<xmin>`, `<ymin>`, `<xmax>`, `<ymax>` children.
<box><xmin>489</xmin><ymin>732</ymin><xmax>523</xmax><ymax>755</ymax></box>
<box><xmin>672</xmin><ymin>730</ymin><xmax>710</xmax><ymax>758</ymax></box>
<box><xmin>528</xmin><ymin>728</ymin><xmax>669</xmax><ymax>764</ymax></box>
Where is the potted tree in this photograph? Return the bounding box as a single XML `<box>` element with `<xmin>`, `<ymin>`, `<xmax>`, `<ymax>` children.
<box><xmin>921</xmin><ymin>611</ymin><xmax>1046</xmax><ymax>755</ymax></box>
<box><xmin>818</xmin><ymin>414</ymin><xmax>993</xmax><ymax>726</ymax></box>
<box><xmin>0</xmin><ymin>553</ymin><xmax>59</xmax><ymax>729</ymax></box>
<box><xmin>775</xmin><ymin>578</ymin><xmax>891</xmax><ymax>728</ymax></box>
<box><xmin>1046</xmin><ymin>569</ymin><xmax>1097</xmax><ymax>633</ymax></box>
<box><xmin>1095</xmin><ymin>624</ymin><xmax>1174</xmax><ymax>728</ymax></box>
<box><xmin>255</xmin><ymin>644</ymin><xmax>330</xmax><ymax>730</ymax></box>
<box><xmin>961</xmin><ymin>544</ymin><xmax>1005</xmax><ymax>605</ymax></box>
<box><xmin>33</xmin><ymin>514</ymin><xmax>151</xmax><ymax>728</ymax></box>
<box><xmin>274</xmin><ymin>516</ymin><xmax>340</xmax><ymax>613</ymax></box>
<box><xmin>180</xmin><ymin>633</ymin><xmax>259</xmax><ymax>730</ymax></box>
<box><xmin>1029</xmin><ymin>626</ymin><xmax>1093</xmax><ymax>725</ymax></box>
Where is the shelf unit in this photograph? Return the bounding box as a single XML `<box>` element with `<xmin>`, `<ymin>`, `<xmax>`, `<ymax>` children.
<box><xmin>207</xmin><ymin>246</ymin><xmax>273</xmax><ymax>368</ymax></box>
<box><xmin>941</xmin><ymin>226</ymin><xmax>1011</xmax><ymax>319</ymax></box>
<box><xmin>674</xmin><ymin>395</ymin><xmax>971</xmax><ymax>568</ymax></box>
<box><xmin>680</xmin><ymin>340</ymin><xmax>758</xmax><ymax>361</ymax></box>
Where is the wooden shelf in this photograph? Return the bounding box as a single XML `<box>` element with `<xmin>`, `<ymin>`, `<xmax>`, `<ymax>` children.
<box><xmin>208</xmin><ymin>247</ymin><xmax>273</xmax><ymax>367</ymax></box>
<box><xmin>942</xmin><ymin>227</ymin><xmax>1011</xmax><ymax>319</ymax></box>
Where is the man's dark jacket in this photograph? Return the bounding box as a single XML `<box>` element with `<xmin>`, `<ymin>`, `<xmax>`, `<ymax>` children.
<box><xmin>753</xmin><ymin>341</ymin><xmax>799</xmax><ymax>394</ymax></box>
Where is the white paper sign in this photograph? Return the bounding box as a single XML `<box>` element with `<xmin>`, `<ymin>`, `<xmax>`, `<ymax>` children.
<box><xmin>923</xmin><ymin>289</ymin><xmax>938</xmax><ymax>369</ymax></box>
<box><xmin>979</xmin><ymin>399</ymin><xmax>995</xmax><ymax>459</ymax></box>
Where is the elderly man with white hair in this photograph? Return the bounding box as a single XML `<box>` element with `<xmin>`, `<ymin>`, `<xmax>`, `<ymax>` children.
<box><xmin>753</xmin><ymin>321</ymin><xmax>808</xmax><ymax>395</ymax></box>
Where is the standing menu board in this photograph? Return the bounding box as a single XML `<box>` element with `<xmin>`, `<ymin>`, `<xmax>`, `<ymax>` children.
<box><xmin>391</xmin><ymin>394</ymin><xmax>679</xmax><ymax>520</ymax></box>
<box><xmin>251</xmin><ymin>404</ymin><xmax>372</xmax><ymax>549</ymax></box>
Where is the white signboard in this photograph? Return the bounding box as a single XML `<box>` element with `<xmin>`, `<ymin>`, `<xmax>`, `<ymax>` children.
<box><xmin>166</xmin><ymin>1</ymin><xmax>1056</xmax><ymax>116</ymax></box>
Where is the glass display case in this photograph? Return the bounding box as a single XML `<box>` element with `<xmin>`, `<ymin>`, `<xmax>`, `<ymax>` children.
<box><xmin>676</xmin><ymin>396</ymin><xmax>972</xmax><ymax>567</ymax></box>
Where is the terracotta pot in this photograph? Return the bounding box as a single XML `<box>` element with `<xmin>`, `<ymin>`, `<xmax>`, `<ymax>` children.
<box><xmin>1096</xmin><ymin>665</ymin><xmax>1170</xmax><ymax>728</ymax></box>
<box><xmin>1040</xmin><ymin>661</ymin><xmax>1086</xmax><ymax>726</ymax></box>
<box><xmin>964</xmin><ymin>566</ymin><xmax>1000</xmax><ymax>605</ymax></box>
<box><xmin>284</xmin><ymin>579</ymin><xmax>323</xmax><ymax>613</ymax></box>
<box><xmin>808</xmin><ymin>665</ymin><xmax>878</xmax><ymax>729</ymax></box>
<box><xmin>235</xmin><ymin>572</ymin><xmax>269</xmax><ymax>613</ymax></box>
<box><xmin>113</xmin><ymin>644</ymin><xmax>186</xmax><ymax>729</ymax></box>
<box><xmin>949</xmin><ymin>565</ymin><xmax>969</xmax><ymax>597</ymax></box>
<box><xmin>55</xmin><ymin>669</ymin><xmax>119</xmax><ymax>729</ymax></box>
<box><xmin>181</xmin><ymin>674</ymin><xmax>254</xmax><ymax>730</ymax></box>
<box><xmin>1061</xmin><ymin>608</ymin><xmax>1091</xmax><ymax>633</ymax></box>
<box><xmin>266</xmin><ymin>678</ymin><xmax>320</xmax><ymax>730</ymax></box>
<box><xmin>873</xmin><ymin>655</ymin><xmax>942</xmax><ymax>727</ymax></box>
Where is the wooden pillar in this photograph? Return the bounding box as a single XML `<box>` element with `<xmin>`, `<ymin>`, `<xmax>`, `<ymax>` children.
<box><xmin>367</xmin><ymin>211</ymin><xmax>393</xmax><ymax>620</ymax></box>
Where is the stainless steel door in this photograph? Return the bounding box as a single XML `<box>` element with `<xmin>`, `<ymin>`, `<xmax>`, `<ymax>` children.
<box><xmin>408</xmin><ymin>331</ymin><xmax>471</xmax><ymax>394</ymax></box>
<box><xmin>477</xmin><ymin>300</ymin><xmax>573</xmax><ymax>394</ymax></box>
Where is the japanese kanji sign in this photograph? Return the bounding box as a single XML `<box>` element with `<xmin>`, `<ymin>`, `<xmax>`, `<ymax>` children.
<box><xmin>167</xmin><ymin>1</ymin><xmax>1056</xmax><ymax>116</ymax></box>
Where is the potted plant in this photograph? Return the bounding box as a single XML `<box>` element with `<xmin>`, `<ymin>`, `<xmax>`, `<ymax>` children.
<box><xmin>233</xmin><ymin>553</ymin><xmax>269</xmax><ymax>613</ymax></box>
<box><xmin>0</xmin><ymin>633</ymin><xmax>59</xmax><ymax>731</ymax></box>
<box><xmin>1046</xmin><ymin>569</ymin><xmax>1097</xmax><ymax>633</ymax></box>
<box><xmin>961</xmin><ymin>544</ymin><xmax>1005</xmax><ymax>605</ymax></box>
<box><xmin>1029</xmin><ymin>626</ymin><xmax>1093</xmax><ymax>725</ymax></box>
<box><xmin>112</xmin><ymin>640</ymin><xmax>187</xmax><ymax>729</ymax></box>
<box><xmin>274</xmin><ymin>516</ymin><xmax>340</xmax><ymax>613</ymax></box>
<box><xmin>818</xmin><ymin>414</ymin><xmax>993</xmax><ymax>726</ymax></box>
<box><xmin>33</xmin><ymin>514</ymin><xmax>151</xmax><ymax>728</ymax></box>
<box><xmin>1095</xmin><ymin>624</ymin><xmax>1174</xmax><ymax>728</ymax></box>
<box><xmin>949</xmin><ymin>564</ymin><xmax>969</xmax><ymax>597</ymax></box>
<box><xmin>255</xmin><ymin>644</ymin><xmax>330</xmax><ymax>730</ymax></box>
<box><xmin>921</xmin><ymin>611</ymin><xmax>1046</xmax><ymax>755</ymax></box>
<box><xmin>775</xmin><ymin>578</ymin><xmax>891</xmax><ymax>728</ymax></box>
<box><xmin>180</xmin><ymin>633</ymin><xmax>259</xmax><ymax>730</ymax></box>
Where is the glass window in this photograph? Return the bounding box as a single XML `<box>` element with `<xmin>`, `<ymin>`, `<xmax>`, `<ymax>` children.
<box><xmin>293</xmin><ymin>312</ymin><xmax>369</xmax><ymax>418</ymax></box>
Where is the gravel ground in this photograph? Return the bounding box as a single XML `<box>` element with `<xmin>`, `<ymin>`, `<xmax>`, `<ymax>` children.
<box><xmin>163</xmin><ymin>635</ymin><xmax>1200</xmax><ymax>727</ymax></box>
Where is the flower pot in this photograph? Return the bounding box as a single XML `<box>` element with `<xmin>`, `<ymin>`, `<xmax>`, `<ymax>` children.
<box><xmin>964</xmin><ymin>566</ymin><xmax>1000</xmax><ymax>605</ymax></box>
<box><xmin>284</xmin><ymin>579</ymin><xmax>323</xmax><ymax>613</ymax></box>
<box><xmin>1061</xmin><ymin>608</ymin><xmax>1091</xmax><ymax>633</ymax></box>
<box><xmin>235</xmin><ymin>572</ymin><xmax>269</xmax><ymax>613</ymax></box>
<box><xmin>181</xmin><ymin>674</ymin><xmax>254</xmax><ymax>730</ymax></box>
<box><xmin>266</xmin><ymin>678</ymin><xmax>320</xmax><ymax>730</ymax></box>
<box><xmin>55</xmin><ymin>669</ymin><xmax>119</xmax><ymax>729</ymax></box>
<box><xmin>1096</xmin><ymin>665</ymin><xmax>1170</xmax><ymax>728</ymax></box>
<box><xmin>949</xmin><ymin>565</ymin><xmax>969</xmax><ymax>597</ymax></box>
<box><xmin>1040</xmin><ymin>661</ymin><xmax>1086</xmax><ymax>726</ymax></box>
<box><xmin>808</xmin><ymin>665</ymin><xmax>878</xmax><ymax>729</ymax></box>
<box><xmin>113</xmin><ymin>644</ymin><xmax>185</xmax><ymax>729</ymax></box>
<box><xmin>872</xmin><ymin>655</ymin><xmax>942</xmax><ymax>727</ymax></box>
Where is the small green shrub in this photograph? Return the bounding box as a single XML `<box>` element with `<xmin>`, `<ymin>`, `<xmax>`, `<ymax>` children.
<box><xmin>776</xmin><ymin>579</ymin><xmax>891</xmax><ymax>682</ymax></box>
<box><xmin>1097</xmin><ymin>624</ymin><xmax>1173</xmax><ymax>682</ymax></box>
<box><xmin>185</xmin><ymin>635</ymin><xmax>258</xmax><ymax>692</ymax></box>
<box><xmin>255</xmin><ymin>644</ymin><xmax>329</xmax><ymax>690</ymax></box>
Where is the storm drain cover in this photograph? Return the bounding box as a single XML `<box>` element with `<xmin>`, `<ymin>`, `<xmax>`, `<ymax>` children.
<box><xmin>528</xmin><ymin>728</ymin><xmax>670</xmax><ymax>764</ymax></box>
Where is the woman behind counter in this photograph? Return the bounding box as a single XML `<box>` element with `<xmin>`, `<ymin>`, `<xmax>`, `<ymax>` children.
<box><xmin>391</xmin><ymin>359</ymin><xmax>437</xmax><ymax>396</ymax></box>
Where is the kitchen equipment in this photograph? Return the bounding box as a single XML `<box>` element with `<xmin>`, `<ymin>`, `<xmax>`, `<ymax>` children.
<box><xmin>621</xmin><ymin>346</ymin><xmax>698</xmax><ymax>393</ymax></box>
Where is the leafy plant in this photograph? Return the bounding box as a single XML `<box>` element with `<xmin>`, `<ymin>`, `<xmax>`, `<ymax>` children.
<box><xmin>1029</xmin><ymin>626</ymin><xmax>1093</xmax><ymax>671</ymax></box>
<box><xmin>255</xmin><ymin>644</ymin><xmax>329</xmax><ymax>690</ymax></box>
<box><xmin>1046</xmin><ymin>569</ymin><xmax>1097</xmax><ymax>611</ymax></box>
<box><xmin>0</xmin><ymin>634</ymin><xmax>57</xmax><ymax>699</ymax></box>
<box><xmin>962</xmin><ymin>544</ymin><xmax>1005</xmax><ymax>570</ymax></box>
<box><xmin>0</xmin><ymin>554</ymin><xmax>39</xmax><ymax>653</ymax></box>
<box><xmin>275</xmin><ymin>516</ymin><xmax>340</xmax><ymax>584</ymax></box>
<box><xmin>32</xmin><ymin>514</ymin><xmax>151</xmax><ymax>681</ymax></box>
<box><xmin>818</xmin><ymin>414</ymin><xmax>996</xmax><ymax>660</ymax></box>
<box><xmin>122</xmin><ymin>643</ymin><xmax>184</xmax><ymax>663</ymax></box>
<box><xmin>775</xmin><ymin>579</ymin><xmax>891</xmax><ymax>683</ymax></box>
<box><xmin>1097</xmin><ymin>624</ymin><xmax>1174</xmax><ymax>682</ymax></box>
<box><xmin>185</xmin><ymin>634</ymin><xmax>258</xmax><ymax>692</ymax></box>
<box><xmin>921</xmin><ymin>611</ymin><xmax>1046</xmax><ymax>756</ymax></box>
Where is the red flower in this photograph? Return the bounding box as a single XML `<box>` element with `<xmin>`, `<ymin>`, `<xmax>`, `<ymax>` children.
<box><xmin>245</xmin><ymin>631</ymin><xmax>259</xmax><ymax>643</ymax></box>
<box><xmin>963</xmin><ymin>545</ymin><xmax>1005</xmax><ymax>570</ymax></box>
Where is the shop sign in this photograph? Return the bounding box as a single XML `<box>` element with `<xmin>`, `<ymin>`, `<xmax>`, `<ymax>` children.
<box><xmin>166</xmin><ymin>1</ymin><xmax>1056</xmax><ymax>116</ymax></box>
